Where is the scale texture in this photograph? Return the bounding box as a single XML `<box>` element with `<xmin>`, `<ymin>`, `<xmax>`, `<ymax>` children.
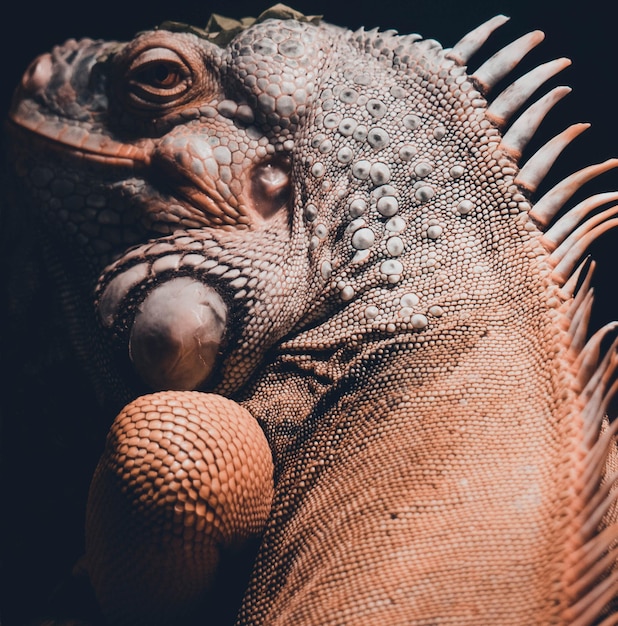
<box><xmin>4</xmin><ymin>5</ymin><xmax>618</xmax><ymax>625</ymax></box>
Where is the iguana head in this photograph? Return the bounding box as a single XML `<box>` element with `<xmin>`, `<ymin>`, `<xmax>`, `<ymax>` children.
<box><xmin>9</xmin><ymin>13</ymin><xmax>338</xmax><ymax>394</ymax></box>
<box><xmin>9</xmin><ymin>10</ymin><xmax>578</xmax><ymax>400</ymax></box>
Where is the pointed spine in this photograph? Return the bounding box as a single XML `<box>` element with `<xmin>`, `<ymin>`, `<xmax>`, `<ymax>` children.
<box><xmin>516</xmin><ymin>124</ymin><xmax>590</xmax><ymax>192</ymax></box>
<box><xmin>581</xmin><ymin>418</ymin><xmax>618</xmax><ymax>486</ymax></box>
<box><xmin>542</xmin><ymin>193</ymin><xmax>618</xmax><ymax>250</ymax></box>
<box><xmin>487</xmin><ymin>58</ymin><xmax>571</xmax><ymax>127</ymax></box>
<box><xmin>559</xmin><ymin>257</ymin><xmax>594</xmax><ymax>300</ymax></box>
<box><xmin>529</xmin><ymin>160</ymin><xmax>618</xmax><ymax>227</ymax></box>
<box><xmin>499</xmin><ymin>86</ymin><xmax>572</xmax><ymax>161</ymax></box>
<box><xmin>550</xmin><ymin>219</ymin><xmax>618</xmax><ymax>284</ymax></box>
<box><xmin>566</xmin><ymin>289</ymin><xmax>595</xmax><ymax>354</ymax></box>
<box><xmin>566</xmin><ymin>525</ymin><xmax>618</xmax><ymax>581</ymax></box>
<box><xmin>567</xmin><ymin>546</ymin><xmax>617</xmax><ymax>599</ymax></box>
<box><xmin>471</xmin><ymin>30</ymin><xmax>545</xmax><ymax>93</ymax></box>
<box><xmin>562</xmin><ymin>259</ymin><xmax>595</xmax><ymax>320</ymax></box>
<box><xmin>547</xmin><ymin>205</ymin><xmax>618</xmax><ymax>273</ymax></box>
<box><xmin>572</xmin><ymin>322</ymin><xmax>618</xmax><ymax>393</ymax></box>
<box><xmin>578</xmin><ymin>345</ymin><xmax>618</xmax><ymax>419</ymax></box>
<box><xmin>564</xmin><ymin>564</ymin><xmax>618</xmax><ymax>626</ymax></box>
<box><xmin>446</xmin><ymin>15</ymin><xmax>510</xmax><ymax>65</ymax></box>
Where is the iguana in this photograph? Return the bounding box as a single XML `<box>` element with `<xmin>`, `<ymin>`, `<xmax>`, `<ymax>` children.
<box><xmin>4</xmin><ymin>4</ymin><xmax>618</xmax><ymax>624</ymax></box>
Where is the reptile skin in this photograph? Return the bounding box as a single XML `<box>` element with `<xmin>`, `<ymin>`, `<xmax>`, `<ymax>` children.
<box><xmin>5</xmin><ymin>5</ymin><xmax>618</xmax><ymax>624</ymax></box>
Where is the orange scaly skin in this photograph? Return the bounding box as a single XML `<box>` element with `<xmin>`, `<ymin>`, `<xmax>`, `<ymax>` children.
<box><xmin>4</xmin><ymin>7</ymin><xmax>618</xmax><ymax>625</ymax></box>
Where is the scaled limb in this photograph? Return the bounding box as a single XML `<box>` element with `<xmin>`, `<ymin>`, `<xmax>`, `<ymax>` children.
<box><xmin>85</xmin><ymin>391</ymin><xmax>274</xmax><ymax>626</ymax></box>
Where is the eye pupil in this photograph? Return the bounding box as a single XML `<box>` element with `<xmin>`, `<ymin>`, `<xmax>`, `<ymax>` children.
<box><xmin>153</xmin><ymin>63</ymin><xmax>172</xmax><ymax>84</ymax></box>
<box><xmin>133</xmin><ymin>62</ymin><xmax>183</xmax><ymax>90</ymax></box>
<box><xmin>141</xmin><ymin>62</ymin><xmax>179</xmax><ymax>87</ymax></box>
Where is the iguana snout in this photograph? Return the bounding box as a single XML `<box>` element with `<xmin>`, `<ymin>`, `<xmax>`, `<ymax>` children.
<box><xmin>13</xmin><ymin>37</ymin><xmax>112</xmax><ymax>121</ymax></box>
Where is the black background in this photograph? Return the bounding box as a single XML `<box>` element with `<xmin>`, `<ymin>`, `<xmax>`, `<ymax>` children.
<box><xmin>2</xmin><ymin>0</ymin><xmax>618</xmax><ymax>623</ymax></box>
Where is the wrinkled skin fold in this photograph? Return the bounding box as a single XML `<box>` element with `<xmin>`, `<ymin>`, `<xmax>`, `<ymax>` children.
<box><xmin>4</xmin><ymin>6</ymin><xmax>618</xmax><ymax>625</ymax></box>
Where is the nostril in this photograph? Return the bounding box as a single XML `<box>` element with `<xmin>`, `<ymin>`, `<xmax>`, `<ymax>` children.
<box><xmin>21</xmin><ymin>53</ymin><xmax>53</xmax><ymax>95</ymax></box>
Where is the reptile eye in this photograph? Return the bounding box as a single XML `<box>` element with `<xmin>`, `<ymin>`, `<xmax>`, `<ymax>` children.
<box><xmin>139</xmin><ymin>62</ymin><xmax>181</xmax><ymax>88</ymax></box>
<box><xmin>125</xmin><ymin>47</ymin><xmax>192</xmax><ymax>110</ymax></box>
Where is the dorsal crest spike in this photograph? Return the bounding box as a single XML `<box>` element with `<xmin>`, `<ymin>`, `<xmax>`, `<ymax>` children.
<box><xmin>563</xmin><ymin>552</ymin><xmax>618</xmax><ymax>625</ymax></box>
<box><xmin>578</xmin><ymin>477</ymin><xmax>618</xmax><ymax>544</ymax></box>
<box><xmin>572</xmin><ymin>322</ymin><xmax>618</xmax><ymax>392</ymax></box>
<box><xmin>515</xmin><ymin>123</ymin><xmax>590</xmax><ymax>193</ymax></box>
<box><xmin>446</xmin><ymin>14</ymin><xmax>510</xmax><ymax>65</ymax></box>
<box><xmin>499</xmin><ymin>86</ymin><xmax>572</xmax><ymax>161</ymax></box>
<box><xmin>547</xmin><ymin>205</ymin><xmax>618</xmax><ymax>268</ymax></box>
<box><xmin>567</xmin><ymin>525</ymin><xmax>618</xmax><ymax>577</ymax></box>
<box><xmin>568</xmin><ymin>513</ymin><xmax>618</xmax><ymax>596</ymax></box>
<box><xmin>581</xmin><ymin>417</ymin><xmax>618</xmax><ymax>486</ymax></box>
<box><xmin>576</xmin><ymin>338</ymin><xmax>618</xmax><ymax>426</ymax></box>
<box><xmin>487</xmin><ymin>57</ymin><xmax>571</xmax><ymax>127</ymax></box>
<box><xmin>530</xmin><ymin>159</ymin><xmax>618</xmax><ymax>227</ymax></box>
<box><xmin>565</xmin><ymin>271</ymin><xmax>595</xmax><ymax>323</ymax></box>
<box><xmin>471</xmin><ymin>30</ymin><xmax>545</xmax><ymax>94</ymax></box>
<box><xmin>560</xmin><ymin>257</ymin><xmax>594</xmax><ymax>300</ymax></box>
<box><xmin>550</xmin><ymin>218</ymin><xmax>618</xmax><ymax>285</ymax></box>
<box><xmin>567</xmin><ymin>289</ymin><xmax>594</xmax><ymax>353</ymax></box>
<box><xmin>542</xmin><ymin>192</ymin><xmax>618</xmax><ymax>250</ymax></box>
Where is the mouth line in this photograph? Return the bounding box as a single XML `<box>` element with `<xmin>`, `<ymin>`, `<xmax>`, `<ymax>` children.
<box><xmin>7</xmin><ymin>117</ymin><xmax>243</xmax><ymax>228</ymax></box>
<box><xmin>6</xmin><ymin>116</ymin><xmax>150</xmax><ymax>171</ymax></box>
<box><xmin>7</xmin><ymin>117</ymin><xmax>280</xmax><ymax>229</ymax></box>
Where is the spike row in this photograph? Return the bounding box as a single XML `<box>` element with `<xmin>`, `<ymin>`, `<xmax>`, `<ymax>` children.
<box><xmin>449</xmin><ymin>14</ymin><xmax>618</xmax><ymax>463</ymax></box>
<box><xmin>450</xmin><ymin>16</ymin><xmax>618</xmax><ymax>265</ymax></box>
<box><xmin>450</xmin><ymin>16</ymin><xmax>583</xmax><ymax>193</ymax></box>
<box><xmin>451</xmin><ymin>17</ymin><xmax>618</xmax><ymax>625</ymax></box>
